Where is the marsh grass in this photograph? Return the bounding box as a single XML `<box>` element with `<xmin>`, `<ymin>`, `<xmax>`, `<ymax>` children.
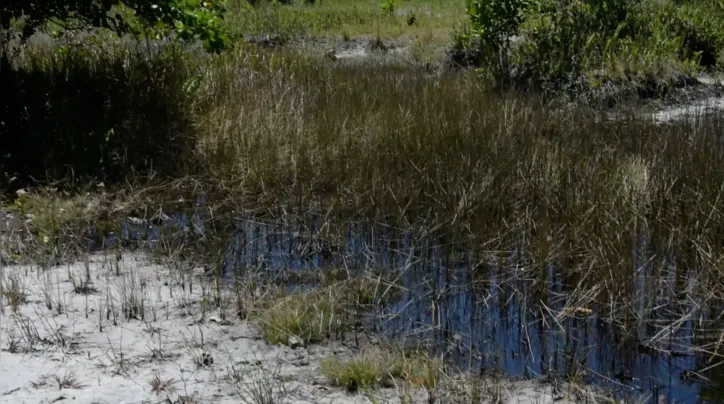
<box><xmin>3</xmin><ymin>32</ymin><xmax>724</xmax><ymax>390</ymax></box>
<box><xmin>194</xmin><ymin>46</ymin><xmax>724</xmax><ymax>265</ymax></box>
<box><xmin>190</xmin><ymin>46</ymin><xmax>724</xmax><ymax>366</ymax></box>
<box><xmin>51</xmin><ymin>372</ymin><xmax>87</xmax><ymax>390</ymax></box>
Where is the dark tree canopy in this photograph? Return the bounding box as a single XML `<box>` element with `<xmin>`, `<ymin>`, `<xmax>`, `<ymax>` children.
<box><xmin>1</xmin><ymin>0</ymin><xmax>229</xmax><ymax>51</ymax></box>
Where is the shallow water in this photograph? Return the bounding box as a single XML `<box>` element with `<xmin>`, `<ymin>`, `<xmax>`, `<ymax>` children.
<box><xmin>652</xmin><ymin>96</ymin><xmax>724</xmax><ymax>123</ymax></box>
<box><xmin>600</xmin><ymin>76</ymin><xmax>724</xmax><ymax>124</ymax></box>
<box><xmin>225</xmin><ymin>218</ymin><xmax>722</xmax><ymax>403</ymax></box>
<box><xmin>99</xmin><ymin>215</ymin><xmax>723</xmax><ymax>403</ymax></box>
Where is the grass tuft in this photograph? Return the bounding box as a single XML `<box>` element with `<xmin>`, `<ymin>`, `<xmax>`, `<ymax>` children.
<box><xmin>51</xmin><ymin>372</ymin><xmax>87</xmax><ymax>390</ymax></box>
<box><xmin>320</xmin><ymin>347</ymin><xmax>443</xmax><ymax>393</ymax></box>
<box><xmin>259</xmin><ymin>286</ymin><xmax>346</xmax><ymax>346</ymax></box>
<box><xmin>258</xmin><ymin>276</ymin><xmax>393</xmax><ymax>346</ymax></box>
<box><xmin>320</xmin><ymin>352</ymin><xmax>386</xmax><ymax>392</ymax></box>
<box><xmin>148</xmin><ymin>374</ymin><xmax>178</xmax><ymax>395</ymax></box>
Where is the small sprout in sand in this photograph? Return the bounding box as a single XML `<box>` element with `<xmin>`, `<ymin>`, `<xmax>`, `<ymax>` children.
<box><xmin>148</xmin><ymin>333</ymin><xmax>171</xmax><ymax>362</ymax></box>
<box><xmin>148</xmin><ymin>374</ymin><xmax>178</xmax><ymax>395</ymax></box>
<box><xmin>233</xmin><ymin>363</ymin><xmax>289</xmax><ymax>404</ymax></box>
<box><xmin>4</xmin><ymin>336</ymin><xmax>22</xmax><ymax>353</ymax></box>
<box><xmin>233</xmin><ymin>277</ymin><xmax>272</xmax><ymax>321</ymax></box>
<box><xmin>29</xmin><ymin>376</ymin><xmax>49</xmax><ymax>389</ymax></box>
<box><xmin>122</xmin><ymin>292</ymin><xmax>144</xmax><ymax>320</ymax></box>
<box><xmin>3</xmin><ymin>274</ymin><xmax>26</xmax><ymax>313</ymax></box>
<box><xmin>12</xmin><ymin>313</ymin><xmax>41</xmax><ymax>351</ymax></box>
<box><xmin>52</xmin><ymin>372</ymin><xmax>87</xmax><ymax>390</ymax></box>
<box><xmin>73</xmin><ymin>283</ymin><xmax>99</xmax><ymax>294</ymax></box>
<box><xmin>69</xmin><ymin>269</ymin><xmax>98</xmax><ymax>295</ymax></box>
<box><xmin>177</xmin><ymin>394</ymin><xmax>200</xmax><ymax>404</ymax></box>
<box><xmin>192</xmin><ymin>351</ymin><xmax>215</xmax><ymax>368</ymax></box>
<box><xmin>101</xmin><ymin>346</ymin><xmax>135</xmax><ymax>376</ymax></box>
<box><xmin>438</xmin><ymin>375</ymin><xmax>495</xmax><ymax>404</ymax></box>
<box><xmin>228</xmin><ymin>362</ymin><xmax>246</xmax><ymax>385</ymax></box>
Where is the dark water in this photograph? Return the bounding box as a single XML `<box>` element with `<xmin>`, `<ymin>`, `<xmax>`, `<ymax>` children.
<box><xmin>101</xmin><ymin>214</ymin><xmax>723</xmax><ymax>403</ymax></box>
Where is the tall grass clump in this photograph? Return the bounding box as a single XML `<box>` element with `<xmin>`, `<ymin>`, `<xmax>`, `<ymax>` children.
<box><xmin>259</xmin><ymin>285</ymin><xmax>346</xmax><ymax>345</ymax></box>
<box><xmin>320</xmin><ymin>347</ymin><xmax>443</xmax><ymax>392</ymax></box>
<box><xmin>257</xmin><ymin>276</ymin><xmax>390</xmax><ymax>346</ymax></box>
<box><xmin>0</xmin><ymin>34</ymin><xmax>199</xmax><ymax>189</ymax></box>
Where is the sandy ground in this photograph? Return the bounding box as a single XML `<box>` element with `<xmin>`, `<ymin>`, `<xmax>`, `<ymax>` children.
<box><xmin>0</xmin><ymin>252</ymin><xmax>596</xmax><ymax>404</ymax></box>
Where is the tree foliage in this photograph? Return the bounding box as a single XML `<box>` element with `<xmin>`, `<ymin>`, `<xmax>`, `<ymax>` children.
<box><xmin>462</xmin><ymin>0</ymin><xmax>724</xmax><ymax>92</ymax></box>
<box><xmin>0</xmin><ymin>0</ymin><xmax>229</xmax><ymax>51</ymax></box>
<box><xmin>467</xmin><ymin>0</ymin><xmax>533</xmax><ymax>50</ymax></box>
<box><xmin>464</xmin><ymin>0</ymin><xmax>534</xmax><ymax>81</ymax></box>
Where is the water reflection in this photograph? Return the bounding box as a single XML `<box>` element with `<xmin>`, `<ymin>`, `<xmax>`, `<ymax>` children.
<box><xmin>99</xmin><ymin>215</ymin><xmax>722</xmax><ymax>403</ymax></box>
<box><xmin>224</xmin><ymin>218</ymin><xmax>722</xmax><ymax>403</ymax></box>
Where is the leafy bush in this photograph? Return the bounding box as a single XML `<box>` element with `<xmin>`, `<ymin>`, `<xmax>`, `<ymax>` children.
<box><xmin>651</xmin><ymin>0</ymin><xmax>724</xmax><ymax>67</ymax></box>
<box><xmin>464</xmin><ymin>0</ymin><xmax>534</xmax><ymax>78</ymax></box>
<box><xmin>381</xmin><ymin>0</ymin><xmax>397</xmax><ymax>17</ymax></box>
<box><xmin>1</xmin><ymin>0</ymin><xmax>229</xmax><ymax>52</ymax></box>
<box><xmin>462</xmin><ymin>0</ymin><xmax>724</xmax><ymax>92</ymax></box>
<box><xmin>516</xmin><ymin>0</ymin><xmax>640</xmax><ymax>88</ymax></box>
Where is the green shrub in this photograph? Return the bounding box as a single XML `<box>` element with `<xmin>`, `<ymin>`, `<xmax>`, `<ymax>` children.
<box><xmin>464</xmin><ymin>0</ymin><xmax>534</xmax><ymax>78</ymax></box>
<box><xmin>519</xmin><ymin>0</ymin><xmax>637</xmax><ymax>83</ymax></box>
<box><xmin>381</xmin><ymin>0</ymin><xmax>397</xmax><ymax>17</ymax></box>
<box><xmin>1</xmin><ymin>0</ymin><xmax>229</xmax><ymax>52</ymax></box>
<box><xmin>463</xmin><ymin>0</ymin><xmax>724</xmax><ymax>92</ymax></box>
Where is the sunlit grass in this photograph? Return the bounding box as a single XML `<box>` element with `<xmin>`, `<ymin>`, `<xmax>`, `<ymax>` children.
<box><xmin>257</xmin><ymin>277</ymin><xmax>392</xmax><ymax>345</ymax></box>
<box><xmin>225</xmin><ymin>0</ymin><xmax>465</xmax><ymax>44</ymax></box>
<box><xmin>320</xmin><ymin>347</ymin><xmax>443</xmax><ymax>392</ymax></box>
<box><xmin>188</xmin><ymin>47</ymin><xmax>724</xmax><ymax>332</ymax></box>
